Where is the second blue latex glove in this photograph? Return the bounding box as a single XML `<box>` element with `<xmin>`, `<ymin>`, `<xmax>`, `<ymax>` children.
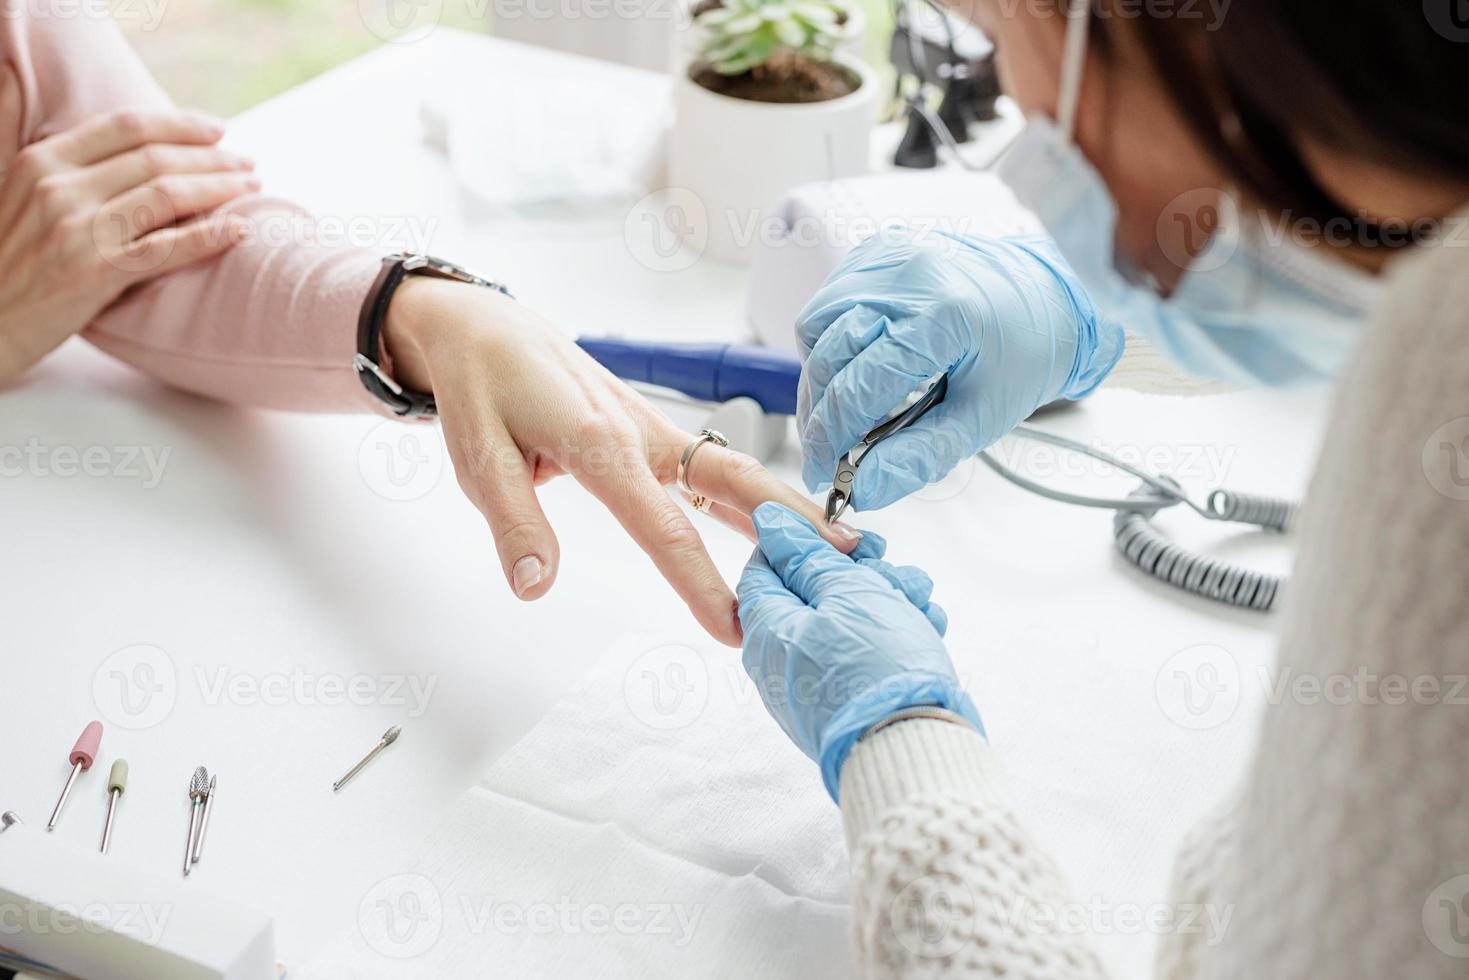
<box><xmin>796</xmin><ymin>227</ymin><xmax>1125</xmax><ymax>510</ymax></box>
<box><xmin>738</xmin><ymin>503</ymin><xmax>982</xmax><ymax>801</ymax></box>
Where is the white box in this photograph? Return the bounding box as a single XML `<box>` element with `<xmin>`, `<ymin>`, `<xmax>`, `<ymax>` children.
<box><xmin>0</xmin><ymin>823</ymin><xmax>275</xmax><ymax>980</ymax></box>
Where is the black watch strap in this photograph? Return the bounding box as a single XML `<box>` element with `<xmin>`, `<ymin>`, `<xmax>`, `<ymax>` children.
<box><xmin>354</xmin><ymin>253</ymin><xmax>512</xmax><ymax>418</ymax></box>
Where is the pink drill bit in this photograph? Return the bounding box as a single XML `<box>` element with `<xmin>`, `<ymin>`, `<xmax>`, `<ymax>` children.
<box><xmin>47</xmin><ymin>721</ymin><xmax>102</xmax><ymax>831</ymax></box>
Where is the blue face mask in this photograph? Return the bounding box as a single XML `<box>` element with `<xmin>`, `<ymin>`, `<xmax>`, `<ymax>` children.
<box><xmin>994</xmin><ymin>3</ymin><xmax>1380</xmax><ymax>388</ymax></box>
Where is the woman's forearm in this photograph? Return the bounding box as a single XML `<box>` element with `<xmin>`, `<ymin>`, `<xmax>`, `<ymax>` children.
<box><xmin>5</xmin><ymin>3</ymin><xmax>385</xmax><ymax>412</ymax></box>
<box><xmin>839</xmin><ymin>719</ymin><xmax>1112</xmax><ymax>979</ymax></box>
<box><xmin>83</xmin><ymin>197</ymin><xmax>386</xmax><ymax>413</ymax></box>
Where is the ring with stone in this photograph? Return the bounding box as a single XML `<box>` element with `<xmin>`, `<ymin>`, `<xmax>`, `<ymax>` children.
<box><xmin>677</xmin><ymin>428</ymin><xmax>729</xmax><ymax>506</ymax></box>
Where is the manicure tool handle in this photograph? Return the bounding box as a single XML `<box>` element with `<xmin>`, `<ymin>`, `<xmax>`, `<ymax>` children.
<box><xmin>192</xmin><ymin>777</ymin><xmax>216</xmax><ymax>864</ymax></box>
<box><xmin>101</xmin><ymin>789</ymin><xmax>120</xmax><ymax>854</ymax></box>
<box><xmin>184</xmin><ymin>803</ymin><xmax>201</xmax><ymax>877</ymax></box>
<box><xmin>333</xmin><ymin>742</ymin><xmax>384</xmax><ymax>792</ymax></box>
<box><xmin>47</xmin><ymin>762</ymin><xmax>82</xmax><ymax>831</ymax></box>
<box><xmin>860</xmin><ymin>373</ymin><xmax>949</xmax><ymax>449</ymax></box>
<box><xmin>575</xmin><ymin>338</ymin><xmax>803</xmax><ymax>416</ymax></box>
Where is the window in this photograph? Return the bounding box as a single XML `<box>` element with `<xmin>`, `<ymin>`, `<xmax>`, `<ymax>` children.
<box><xmin>118</xmin><ymin>0</ymin><xmax>491</xmax><ymax>116</ymax></box>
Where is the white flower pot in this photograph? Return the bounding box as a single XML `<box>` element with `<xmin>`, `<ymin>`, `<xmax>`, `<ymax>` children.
<box><xmin>668</xmin><ymin>53</ymin><xmax>877</xmax><ymax>266</ymax></box>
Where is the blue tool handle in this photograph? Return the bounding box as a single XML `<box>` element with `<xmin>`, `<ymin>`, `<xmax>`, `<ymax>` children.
<box><xmin>575</xmin><ymin>337</ymin><xmax>802</xmax><ymax>415</ymax></box>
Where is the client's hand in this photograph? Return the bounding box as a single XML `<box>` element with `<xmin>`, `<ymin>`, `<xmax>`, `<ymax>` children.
<box><xmin>384</xmin><ymin>279</ymin><xmax>860</xmax><ymax>646</ymax></box>
<box><xmin>0</xmin><ymin>109</ymin><xmax>258</xmax><ymax>381</ymax></box>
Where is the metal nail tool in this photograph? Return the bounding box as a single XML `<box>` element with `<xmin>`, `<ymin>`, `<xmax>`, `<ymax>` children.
<box><xmin>333</xmin><ymin>726</ymin><xmax>401</xmax><ymax>791</ymax></box>
<box><xmin>48</xmin><ymin>721</ymin><xmax>103</xmax><ymax>831</ymax></box>
<box><xmin>183</xmin><ymin>767</ymin><xmax>209</xmax><ymax>878</ymax></box>
<box><xmin>192</xmin><ymin>774</ymin><xmax>217</xmax><ymax>865</ymax></box>
<box><xmin>100</xmin><ymin>759</ymin><xmax>128</xmax><ymax>854</ymax></box>
<box><xmin>826</xmin><ymin>374</ymin><xmax>949</xmax><ymax>524</ymax></box>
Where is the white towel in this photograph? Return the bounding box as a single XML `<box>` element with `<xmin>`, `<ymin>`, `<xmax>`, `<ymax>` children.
<box><xmin>300</xmin><ymin>635</ymin><xmax>853</xmax><ymax>978</ymax></box>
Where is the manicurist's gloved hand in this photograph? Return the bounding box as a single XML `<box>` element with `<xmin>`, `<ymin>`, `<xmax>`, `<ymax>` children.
<box><xmin>737</xmin><ymin>503</ymin><xmax>982</xmax><ymax>800</ymax></box>
<box><xmin>796</xmin><ymin>227</ymin><xmax>1125</xmax><ymax>510</ymax></box>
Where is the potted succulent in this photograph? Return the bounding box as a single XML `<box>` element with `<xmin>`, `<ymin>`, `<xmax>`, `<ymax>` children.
<box><xmin>669</xmin><ymin>0</ymin><xmax>877</xmax><ymax>264</ymax></box>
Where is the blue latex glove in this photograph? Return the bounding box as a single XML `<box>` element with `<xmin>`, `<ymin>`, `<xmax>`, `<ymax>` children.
<box><xmin>796</xmin><ymin>227</ymin><xmax>1125</xmax><ymax>510</ymax></box>
<box><xmin>737</xmin><ymin>503</ymin><xmax>982</xmax><ymax>801</ymax></box>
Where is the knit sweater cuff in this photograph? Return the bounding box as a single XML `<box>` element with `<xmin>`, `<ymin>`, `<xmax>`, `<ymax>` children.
<box><xmin>839</xmin><ymin>719</ymin><xmax>1009</xmax><ymax>847</ymax></box>
<box><xmin>1104</xmin><ymin>333</ymin><xmax>1237</xmax><ymax>396</ymax></box>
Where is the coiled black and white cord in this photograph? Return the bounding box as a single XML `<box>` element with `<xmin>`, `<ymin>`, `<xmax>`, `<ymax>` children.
<box><xmin>979</xmin><ymin>425</ymin><xmax>1297</xmax><ymax>612</ymax></box>
<box><xmin>1113</xmin><ymin>487</ymin><xmax>1295</xmax><ymax>612</ymax></box>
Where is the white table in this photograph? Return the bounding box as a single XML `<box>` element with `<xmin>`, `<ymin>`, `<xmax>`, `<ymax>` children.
<box><xmin>0</xmin><ymin>30</ymin><xmax>1329</xmax><ymax>976</ymax></box>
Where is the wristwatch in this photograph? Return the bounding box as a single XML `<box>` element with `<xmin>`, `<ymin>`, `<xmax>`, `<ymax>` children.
<box><xmin>354</xmin><ymin>252</ymin><xmax>512</xmax><ymax>418</ymax></box>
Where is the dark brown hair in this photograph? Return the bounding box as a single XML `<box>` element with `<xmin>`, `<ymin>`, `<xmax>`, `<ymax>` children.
<box><xmin>1097</xmin><ymin>1</ymin><xmax>1469</xmax><ymax>234</ymax></box>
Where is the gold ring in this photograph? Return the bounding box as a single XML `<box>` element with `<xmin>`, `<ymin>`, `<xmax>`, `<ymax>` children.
<box><xmin>677</xmin><ymin>428</ymin><xmax>728</xmax><ymax>497</ymax></box>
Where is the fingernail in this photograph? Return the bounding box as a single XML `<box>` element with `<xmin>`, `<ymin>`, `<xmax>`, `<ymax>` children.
<box><xmin>199</xmin><ymin>113</ymin><xmax>227</xmax><ymax>135</ymax></box>
<box><xmin>231</xmin><ymin>153</ymin><xmax>256</xmax><ymax>169</ymax></box>
<box><xmin>243</xmin><ymin>175</ymin><xmax>261</xmax><ymax>190</ymax></box>
<box><xmin>511</xmin><ymin>555</ymin><xmax>545</xmax><ymax>597</ymax></box>
<box><xmin>829</xmin><ymin>522</ymin><xmax>862</xmax><ymax>547</ymax></box>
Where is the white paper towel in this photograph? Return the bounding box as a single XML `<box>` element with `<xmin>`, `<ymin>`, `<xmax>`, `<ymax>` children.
<box><xmin>426</xmin><ymin>78</ymin><xmax>668</xmax><ymax>209</ymax></box>
<box><xmin>300</xmin><ymin>635</ymin><xmax>854</xmax><ymax>978</ymax></box>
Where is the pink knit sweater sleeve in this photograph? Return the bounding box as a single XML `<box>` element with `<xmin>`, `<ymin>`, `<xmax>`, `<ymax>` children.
<box><xmin>3</xmin><ymin>6</ymin><xmax>388</xmax><ymax>413</ymax></box>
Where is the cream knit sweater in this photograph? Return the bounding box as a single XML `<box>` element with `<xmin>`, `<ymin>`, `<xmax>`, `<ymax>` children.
<box><xmin>837</xmin><ymin>235</ymin><xmax>1469</xmax><ymax>978</ymax></box>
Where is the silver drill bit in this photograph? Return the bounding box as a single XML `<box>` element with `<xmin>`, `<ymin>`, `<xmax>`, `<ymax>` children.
<box><xmin>333</xmin><ymin>726</ymin><xmax>401</xmax><ymax>792</ymax></box>
<box><xmin>183</xmin><ymin>767</ymin><xmax>208</xmax><ymax>878</ymax></box>
<box><xmin>191</xmin><ymin>774</ymin><xmax>217</xmax><ymax>864</ymax></box>
<box><xmin>100</xmin><ymin>760</ymin><xmax>128</xmax><ymax>855</ymax></box>
<box><xmin>1</xmin><ymin>811</ymin><xmax>21</xmax><ymax>832</ymax></box>
<box><xmin>48</xmin><ymin>764</ymin><xmax>83</xmax><ymax>832</ymax></box>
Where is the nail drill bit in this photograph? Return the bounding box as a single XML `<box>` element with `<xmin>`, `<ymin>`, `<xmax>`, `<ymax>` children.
<box><xmin>333</xmin><ymin>726</ymin><xmax>401</xmax><ymax>792</ymax></box>
<box><xmin>48</xmin><ymin>721</ymin><xmax>103</xmax><ymax>831</ymax></box>
<box><xmin>192</xmin><ymin>774</ymin><xmax>217</xmax><ymax>864</ymax></box>
<box><xmin>183</xmin><ymin>766</ymin><xmax>208</xmax><ymax>878</ymax></box>
<box><xmin>2</xmin><ymin>811</ymin><xmax>22</xmax><ymax>831</ymax></box>
<box><xmin>100</xmin><ymin>759</ymin><xmax>128</xmax><ymax>854</ymax></box>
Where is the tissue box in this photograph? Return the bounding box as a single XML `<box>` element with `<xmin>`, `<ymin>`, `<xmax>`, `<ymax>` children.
<box><xmin>0</xmin><ymin>823</ymin><xmax>274</xmax><ymax>980</ymax></box>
